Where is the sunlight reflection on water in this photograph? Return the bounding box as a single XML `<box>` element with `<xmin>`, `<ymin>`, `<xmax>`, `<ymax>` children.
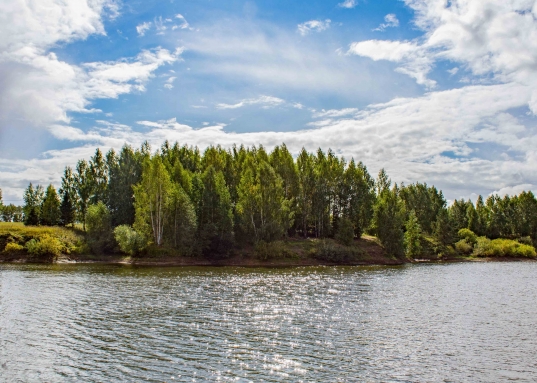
<box><xmin>1</xmin><ymin>263</ymin><xmax>537</xmax><ymax>382</ymax></box>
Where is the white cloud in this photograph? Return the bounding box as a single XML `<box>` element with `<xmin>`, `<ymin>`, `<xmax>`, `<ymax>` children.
<box><xmin>447</xmin><ymin>67</ymin><xmax>459</xmax><ymax>75</ymax></box>
<box><xmin>349</xmin><ymin>0</ymin><xmax>537</xmax><ymax>98</ymax></box>
<box><xmin>175</xmin><ymin>14</ymin><xmax>190</xmax><ymax>29</ymax></box>
<box><xmin>373</xmin><ymin>14</ymin><xmax>400</xmax><ymax>31</ymax></box>
<box><xmin>0</xmin><ymin>0</ymin><xmax>182</xmax><ymax>131</ymax></box>
<box><xmin>338</xmin><ymin>0</ymin><xmax>357</xmax><ymax>9</ymax></box>
<box><xmin>297</xmin><ymin>19</ymin><xmax>331</xmax><ymax>36</ymax></box>
<box><xmin>3</xmin><ymin>81</ymin><xmax>536</xmax><ymax>203</ymax></box>
<box><xmin>136</xmin><ymin>22</ymin><xmax>151</xmax><ymax>36</ymax></box>
<box><xmin>216</xmin><ymin>95</ymin><xmax>285</xmax><ymax>109</ymax></box>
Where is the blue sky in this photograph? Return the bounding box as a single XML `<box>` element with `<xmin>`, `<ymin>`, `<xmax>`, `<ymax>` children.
<box><xmin>1</xmin><ymin>0</ymin><xmax>537</xmax><ymax>204</ymax></box>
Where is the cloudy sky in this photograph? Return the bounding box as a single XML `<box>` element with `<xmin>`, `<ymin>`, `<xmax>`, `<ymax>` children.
<box><xmin>1</xmin><ymin>0</ymin><xmax>537</xmax><ymax>204</ymax></box>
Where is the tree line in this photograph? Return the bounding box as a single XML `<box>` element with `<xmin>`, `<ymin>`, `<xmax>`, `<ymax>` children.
<box><xmin>9</xmin><ymin>141</ymin><xmax>537</xmax><ymax>257</ymax></box>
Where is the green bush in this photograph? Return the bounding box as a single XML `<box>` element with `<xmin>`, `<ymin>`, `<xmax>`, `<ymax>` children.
<box><xmin>114</xmin><ymin>225</ymin><xmax>147</xmax><ymax>255</ymax></box>
<box><xmin>455</xmin><ymin>239</ymin><xmax>473</xmax><ymax>255</ymax></box>
<box><xmin>25</xmin><ymin>234</ymin><xmax>63</xmax><ymax>260</ymax></box>
<box><xmin>518</xmin><ymin>236</ymin><xmax>533</xmax><ymax>246</ymax></box>
<box><xmin>335</xmin><ymin>217</ymin><xmax>355</xmax><ymax>246</ymax></box>
<box><xmin>86</xmin><ymin>202</ymin><xmax>115</xmax><ymax>253</ymax></box>
<box><xmin>458</xmin><ymin>228</ymin><xmax>477</xmax><ymax>246</ymax></box>
<box><xmin>473</xmin><ymin>237</ymin><xmax>536</xmax><ymax>258</ymax></box>
<box><xmin>3</xmin><ymin>242</ymin><xmax>25</xmax><ymax>253</ymax></box>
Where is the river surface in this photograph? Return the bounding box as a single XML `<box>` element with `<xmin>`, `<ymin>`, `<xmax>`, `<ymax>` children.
<box><xmin>1</xmin><ymin>262</ymin><xmax>537</xmax><ymax>382</ymax></box>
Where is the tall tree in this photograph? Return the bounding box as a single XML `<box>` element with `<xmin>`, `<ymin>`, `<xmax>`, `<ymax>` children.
<box><xmin>75</xmin><ymin>160</ymin><xmax>93</xmax><ymax>231</ymax></box>
<box><xmin>108</xmin><ymin>145</ymin><xmax>143</xmax><ymax>227</ymax></box>
<box><xmin>404</xmin><ymin>210</ymin><xmax>422</xmax><ymax>258</ymax></box>
<box><xmin>296</xmin><ymin>148</ymin><xmax>315</xmax><ymax>238</ymax></box>
<box><xmin>40</xmin><ymin>184</ymin><xmax>61</xmax><ymax>226</ymax></box>
<box><xmin>197</xmin><ymin>166</ymin><xmax>234</xmax><ymax>256</ymax></box>
<box><xmin>90</xmin><ymin>148</ymin><xmax>108</xmax><ymax>204</ymax></box>
<box><xmin>133</xmin><ymin>156</ymin><xmax>173</xmax><ymax>246</ymax></box>
<box><xmin>59</xmin><ymin>167</ymin><xmax>77</xmax><ymax>226</ymax></box>
<box><xmin>23</xmin><ymin>183</ymin><xmax>44</xmax><ymax>225</ymax></box>
<box><xmin>373</xmin><ymin>185</ymin><xmax>404</xmax><ymax>257</ymax></box>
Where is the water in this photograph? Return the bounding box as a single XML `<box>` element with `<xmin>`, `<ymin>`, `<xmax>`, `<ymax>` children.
<box><xmin>1</xmin><ymin>262</ymin><xmax>537</xmax><ymax>382</ymax></box>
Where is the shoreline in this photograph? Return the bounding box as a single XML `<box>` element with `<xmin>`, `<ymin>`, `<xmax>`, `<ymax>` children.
<box><xmin>2</xmin><ymin>254</ymin><xmax>535</xmax><ymax>267</ymax></box>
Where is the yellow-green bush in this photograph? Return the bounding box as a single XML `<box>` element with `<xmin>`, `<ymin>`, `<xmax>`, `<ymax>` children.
<box><xmin>25</xmin><ymin>234</ymin><xmax>63</xmax><ymax>260</ymax></box>
<box><xmin>3</xmin><ymin>242</ymin><xmax>25</xmax><ymax>253</ymax></box>
<box><xmin>458</xmin><ymin>228</ymin><xmax>478</xmax><ymax>245</ymax></box>
<box><xmin>473</xmin><ymin>237</ymin><xmax>536</xmax><ymax>258</ymax></box>
<box><xmin>455</xmin><ymin>239</ymin><xmax>473</xmax><ymax>255</ymax></box>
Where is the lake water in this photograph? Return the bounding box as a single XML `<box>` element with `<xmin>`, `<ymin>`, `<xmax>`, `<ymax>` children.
<box><xmin>1</xmin><ymin>262</ymin><xmax>537</xmax><ymax>382</ymax></box>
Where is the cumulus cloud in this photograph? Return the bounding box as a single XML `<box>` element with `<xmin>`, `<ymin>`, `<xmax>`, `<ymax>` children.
<box><xmin>297</xmin><ymin>19</ymin><xmax>331</xmax><ymax>36</ymax></box>
<box><xmin>0</xmin><ymin>1</ymin><xmax>182</xmax><ymax>130</ymax></box>
<box><xmin>3</xmin><ymin>81</ymin><xmax>536</xmax><ymax>202</ymax></box>
<box><xmin>216</xmin><ymin>95</ymin><xmax>285</xmax><ymax>109</ymax></box>
<box><xmin>373</xmin><ymin>14</ymin><xmax>399</xmax><ymax>31</ymax></box>
<box><xmin>349</xmin><ymin>0</ymin><xmax>537</xmax><ymax>97</ymax></box>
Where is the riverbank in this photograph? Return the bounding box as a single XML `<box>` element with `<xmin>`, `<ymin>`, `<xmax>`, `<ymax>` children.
<box><xmin>1</xmin><ymin>222</ymin><xmax>536</xmax><ymax>267</ymax></box>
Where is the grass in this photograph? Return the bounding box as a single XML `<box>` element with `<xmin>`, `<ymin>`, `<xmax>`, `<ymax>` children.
<box><xmin>0</xmin><ymin>222</ymin><xmax>87</xmax><ymax>257</ymax></box>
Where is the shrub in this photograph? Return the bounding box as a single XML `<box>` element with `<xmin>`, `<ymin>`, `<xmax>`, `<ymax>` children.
<box><xmin>3</xmin><ymin>242</ymin><xmax>25</xmax><ymax>253</ymax></box>
<box><xmin>458</xmin><ymin>228</ymin><xmax>477</xmax><ymax>246</ymax></box>
<box><xmin>114</xmin><ymin>225</ymin><xmax>147</xmax><ymax>255</ymax></box>
<box><xmin>455</xmin><ymin>239</ymin><xmax>473</xmax><ymax>255</ymax></box>
<box><xmin>473</xmin><ymin>237</ymin><xmax>536</xmax><ymax>258</ymax></box>
<box><xmin>518</xmin><ymin>236</ymin><xmax>533</xmax><ymax>246</ymax></box>
<box><xmin>25</xmin><ymin>234</ymin><xmax>63</xmax><ymax>261</ymax></box>
<box><xmin>335</xmin><ymin>217</ymin><xmax>355</xmax><ymax>246</ymax></box>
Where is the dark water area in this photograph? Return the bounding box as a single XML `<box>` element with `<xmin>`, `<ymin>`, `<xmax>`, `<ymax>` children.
<box><xmin>1</xmin><ymin>262</ymin><xmax>537</xmax><ymax>382</ymax></box>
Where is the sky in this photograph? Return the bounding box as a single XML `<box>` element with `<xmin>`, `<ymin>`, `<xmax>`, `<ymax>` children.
<box><xmin>1</xmin><ymin>0</ymin><xmax>537</xmax><ymax>205</ymax></box>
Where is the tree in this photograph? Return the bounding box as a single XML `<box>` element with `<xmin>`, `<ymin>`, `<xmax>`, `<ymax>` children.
<box><xmin>373</xmin><ymin>185</ymin><xmax>404</xmax><ymax>257</ymax></box>
<box><xmin>133</xmin><ymin>155</ymin><xmax>173</xmax><ymax>246</ymax></box>
<box><xmin>197</xmin><ymin>166</ymin><xmax>234</xmax><ymax>256</ymax></box>
<box><xmin>404</xmin><ymin>210</ymin><xmax>422</xmax><ymax>258</ymax></box>
<box><xmin>433</xmin><ymin>208</ymin><xmax>455</xmax><ymax>249</ymax></box>
<box><xmin>75</xmin><ymin>160</ymin><xmax>93</xmax><ymax>231</ymax></box>
<box><xmin>40</xmin><ymin>184</ymin><xmax>61</xmax><ymax>226</ymax></box>
<box><xmin>237</xmin><ymin>160</ymin><xmax>289</xmax><ymax>243</ymax></box>
<box><xmin>89</xmin><ymin>148</ymin><xmax>108</xmax><ymax>204</ymax></box>
<box><xmin>335</xmin><ymin>217</ymin><xmax>355</xmax><ymax>246</ymax></box>
<box><xmin>296</xmin><ymin>148</ymin><xmax>315</xmax><ymax>238</ymax></box>
<box><xmin>59</xmin><ymin>167</ymin><xmax>77</xmax><ymax>226</ymax></box>
<box><xmin>166</xmin><ymin>183</ymin><xmax>197</xmax><ymax>254</ymax></box>
<box><xmin>108</xmin><ymin>145</ymin><xmax>143</xmax><ymax>227</ymax></box>
<box><xmin>23</xmin><ymin>183</ymin><xmax>44</xmax><ymax>225</ymax></box>
<box><xmin>2</xmin><ymin>204</ymin><xmax>18</xmax><ymax>222</ymax></box>
<box><xmin>86</xmin><ymin>202</ymin><xmax>114</xmax><ymax>253</ymax></box>
<box><xmin>344</xmin><ymin>159</ymin><xmax>376</xmax><ymax>238</ymax></box>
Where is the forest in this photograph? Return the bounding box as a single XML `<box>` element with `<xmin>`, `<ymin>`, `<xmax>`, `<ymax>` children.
<box><xmin>1</xmin><ymin>141</ymin><xmax>537</xmax><ymax>262</ymax></box>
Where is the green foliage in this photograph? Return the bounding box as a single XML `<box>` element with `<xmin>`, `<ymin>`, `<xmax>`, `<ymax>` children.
<box><xmin>113</xmin><ymin>225</ymin><xmax>146</xmax><ymax>255</ymax></box>
<box><xmin>59</xmin><ymin>167</ymin><xmax>77</xmax><ymax>226</ymax></box>
<box><xmin>400</xmin><ymin>183</ymin><xmax>446</xmax><ymax>234</ymax></box>
<box><xmin>40</xmin><ymin>184</ymin><xmax>61</xmax><ymax>226</ymax></box>
<box><xmin>25</xmin><ymin>234</ymin><xmax>63</xmax><ymax>261</ymax></box>
<box><xmin>108</xmin><ymin>145</ymin><xmax>143</xmax><ymax>226</ymax></box>
<box><xmin>335</xmin><ymin>217</ymin><xmax>354</xmax><ymax>246</ymax></box>
<box><xmin>23</xmin><ymin>183</ymin><xmax>44</xmax><ymax>225</ymax></box>
<box><xmin>473</xmin><ymin>237</ymin><xmax>536</xmax><ymax>258</ymax></box>
<box><xmin>86</xmin><ymin>202</ymin><xmax>114</xmax><ymax>253</ymax></box>
<box><xmin>3</xmin><ymin>242</ymin><xmax>25</xmax><ymax>253</ymax></box>
<box><xmin>455</xmin><ymin>239</ymin><xmax>474</xmax><ymax>255</ymax></box>
<box><xmin>433</xmin><ymin>208</ymin><xmax>455</xmax><ymax>248</ymax></box>
<box><xmin>373</xmin><ymin>186</ymin><xmax>405</xmax><ymax>257</ymax></box>
<box><xmin>197</xmin><ymin>166</ymin><xmax>234</xmax><ymax>257</ymax></box>
<box><xmin>404</xmin><ymin>210</ymin><xmax>422</xmax><ymax>258</ymax></box>
<box><xmin>2</xmin><ymin>204</ymin><xmax>23</xmax><ymax>222</ymax></box>
<box><xmin>458</xmin><ymin>228</ymin><xmax>477</xmax><ymax>245</ymax></box>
